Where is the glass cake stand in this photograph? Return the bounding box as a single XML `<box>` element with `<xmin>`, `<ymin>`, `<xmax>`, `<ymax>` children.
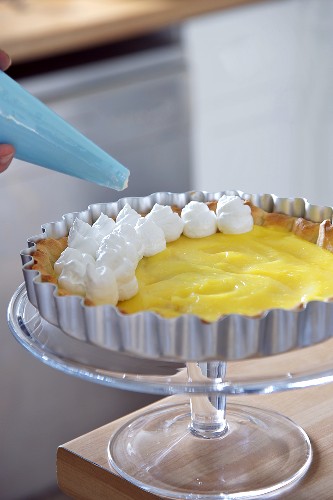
<box><xmin>8</xmin><ymin>283</ymin><xmax>333</xmax><ymax>499</ymax></box>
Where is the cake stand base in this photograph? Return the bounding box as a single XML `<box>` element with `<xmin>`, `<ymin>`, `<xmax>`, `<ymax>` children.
<box><xmin>108</xmin><ymin>402</ymin><xmax>312</xmax><ymax>499</ymax></box>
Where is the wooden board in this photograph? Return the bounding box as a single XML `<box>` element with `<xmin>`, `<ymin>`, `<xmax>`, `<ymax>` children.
<box><xmin>1</xmin><ymin>0</ymin><xmax>264</xmax><ymax>63</ymax></box>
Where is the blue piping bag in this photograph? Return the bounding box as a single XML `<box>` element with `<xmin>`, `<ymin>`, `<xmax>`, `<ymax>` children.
<box><xmin>0</xmin><ymin>71</ymin><xmax>129</xmax><ymax>190</ymax></box>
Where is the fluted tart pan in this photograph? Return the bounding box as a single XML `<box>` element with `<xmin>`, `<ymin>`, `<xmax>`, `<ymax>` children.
<box><xmin>21</xmin><ymin>190</ymin><xmax>333</xmax><ymax>362</ymax></box>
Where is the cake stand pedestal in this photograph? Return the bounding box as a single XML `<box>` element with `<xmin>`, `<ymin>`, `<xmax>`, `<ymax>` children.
<box><xmin>108</xmin><ymin>362</ymin><xmax>312</xmax><ymax>498</ymax></box>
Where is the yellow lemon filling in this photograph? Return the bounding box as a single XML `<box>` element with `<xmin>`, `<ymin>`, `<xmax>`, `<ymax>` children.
<box><xmin>118</xmin><ymin>225</ymin><xmax>333</xmax><ymax>321</ymax></box>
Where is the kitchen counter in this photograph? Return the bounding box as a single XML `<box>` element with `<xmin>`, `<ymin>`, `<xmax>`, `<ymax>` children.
<box><xmin>1</xmin><ymin>0</ymin><xmax>263</xmax><ymax>63</ymax></box>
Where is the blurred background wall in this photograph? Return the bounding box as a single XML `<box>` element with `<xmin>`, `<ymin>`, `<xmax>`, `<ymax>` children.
<box><xmin>183</xmin><ymin>0</ymin><xmax>333</xmax><ymax>206</ymax></box>
<box><xmin>1</xmin><ymin>0</ymin><xmax>333</xmax><ymax>498</ymax></box>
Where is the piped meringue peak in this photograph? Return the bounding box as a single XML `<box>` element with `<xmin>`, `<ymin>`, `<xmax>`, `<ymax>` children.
<box><xmin>54</xmin><ymin>196</ymin><xmax>253</xmax><ymax>305</ymax></box>
<box><xmin>216</xmin><ymin>195</ymin><xmax>253</xmax><ymax>234</ymax></box>
<box><xmin>146</xmin><ymin>203</ymin><xmax>184</xmax><ymax>242</ymax></box>
<box><xmin>181</xmin><ymin>201</ymin><xmax>217</xmax><ymax>238</ymax></box>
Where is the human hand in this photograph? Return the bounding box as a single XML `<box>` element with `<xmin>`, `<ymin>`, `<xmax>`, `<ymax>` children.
<box><xmin>0</xmin><ymin>50</ymin><xmax>15</xmax><ymax>173</ymax></box>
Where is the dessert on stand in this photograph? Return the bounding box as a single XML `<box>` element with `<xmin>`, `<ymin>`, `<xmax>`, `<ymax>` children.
<box><xmin>9</xmin><ymin>190</ymin><xmax>333</xmax><ymax>499</ymax></box>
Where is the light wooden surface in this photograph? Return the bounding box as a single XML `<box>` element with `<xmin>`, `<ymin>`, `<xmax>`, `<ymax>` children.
<box><xmin>1</xmin><ymin>0</ymin><xmax>263</xmax><ymax>63</ymax></box>
<box><xmin>57</xmin><ymin>342</ymin><xmax>333</xmax><ymax>500</ymax></box>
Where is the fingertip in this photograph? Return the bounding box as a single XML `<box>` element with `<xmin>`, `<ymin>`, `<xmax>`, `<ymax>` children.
<box><xmin>0</xmin><ymin>50</ymin><xmax>11</xmax><ymax>71</ymax></box>
<box><xmin>0</xmin><ymin>144</ymin><xmax>15</xmax><ymax>156</ymax></box>
<box><xmin>0</xmin><ymin>144</ymin><xmax>15</xmax><ymax>172</ymax></box>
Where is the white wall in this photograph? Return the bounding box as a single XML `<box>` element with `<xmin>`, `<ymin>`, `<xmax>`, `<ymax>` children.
<box><xmin>183</xmin><ymin>0</ymin><xmax>333</xmax><ymax>206</ymax></box>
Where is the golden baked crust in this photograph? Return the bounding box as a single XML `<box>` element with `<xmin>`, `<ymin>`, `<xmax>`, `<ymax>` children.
<box><xmin>246</xmin><ymin>202</ymin><xmax>295</xmax><ymax>230</ymax></box>
<box><xmin>317</xmin><ymin>219</ymin><xmax>333</xmax><ymax>252</ymax></box>
<box><xmin>30</xmin><ymin>202</ymin><xmax>333</xmax><ymax>298</ymax></box>
<box><xmin>31</xmin><ymin>236</ymin><xmax>69</xmax><ymax>295</ymax></box>
<box><xmin>244</xmin><ymin>201</ymin><xmax>321</xmax><ymax>242</ymax></box>
<box><xmin>293</xmin><ymin>218</ymin><xmax>320</xmax><ymax>243</ymax></box>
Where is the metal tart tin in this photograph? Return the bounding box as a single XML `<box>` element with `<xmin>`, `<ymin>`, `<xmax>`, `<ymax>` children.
<box><xmin>21</xmin><ymin>190</ymin><xmax>333</xmax><ymax>362</ymax></box>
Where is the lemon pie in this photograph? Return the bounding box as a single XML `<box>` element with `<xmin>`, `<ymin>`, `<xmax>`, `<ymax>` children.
<box><xmin>31</xmin><ymin>197</ymin><xmax>333</xmax><ymax>322</ymax></box>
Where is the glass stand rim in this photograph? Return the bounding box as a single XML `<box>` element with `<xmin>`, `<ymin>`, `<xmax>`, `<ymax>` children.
<box><xmin>7</xmin><ymin>283</ymin><xmax>333</xmax><ymax>396</ymax></box>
